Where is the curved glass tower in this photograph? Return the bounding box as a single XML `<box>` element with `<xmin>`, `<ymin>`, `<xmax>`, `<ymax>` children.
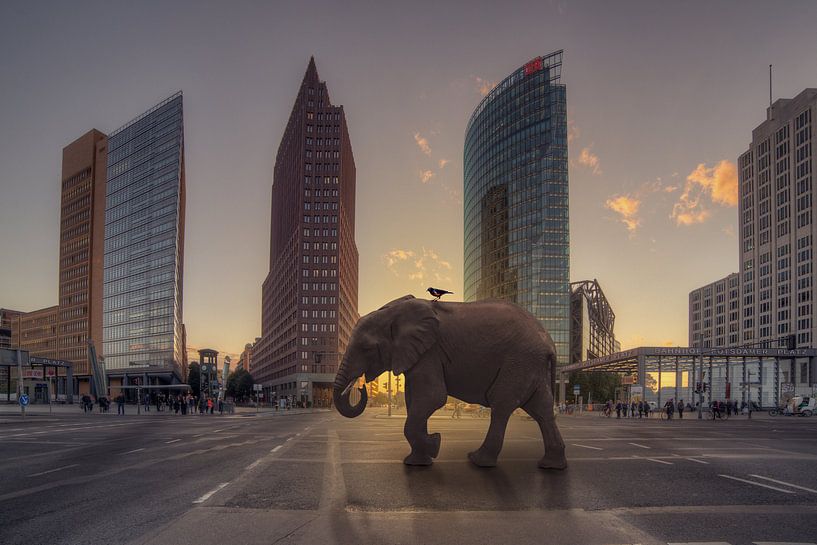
<box><xmin>464</xmin><ymin>51</ymin><xmax>569</xmax><ymax>364</ymax></box>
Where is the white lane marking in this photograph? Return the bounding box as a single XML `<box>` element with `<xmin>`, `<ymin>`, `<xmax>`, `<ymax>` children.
<box><xmin>752</xmin><ymin>541</ymin><xmax>817</xmax><ymax>545</ymax></box>
<box><xmin>571</xmin><ymin>443</ymin><xmax>602</xmax><ymax>450</ymax></box>
<box><xmin>749</xmin><ymin>474</ymin><xmax>817</xmax><ymax>494</ymax></box>
<box><xmin>304</xmin><ymin>427</ymin><xmax>310</xmax><ymax>431</ymax></box>
<box><xmin>245</xmin><ymin>459</ymin><xmax>262</xmax><ymax>470</ymax></box>
<box><xmin>718</xmin><ymin>474</ymin><xmax>796</xmax><ymax>494</ymax></box>
<box><xmin>164</xmin><ymin>439</ymin><xmax>181</xmax><ymax>444</ymax></box>
<box><xmin>286</xmin><ymin>437</ymin><xmax>293</xmax><ymax>442</ymax></box>
<box><xmin>296</xmin><ymin>433</ymin><xmax>301</xmax><ymax>436</ymax></box>
<box><xmin>211</xmin><ymin>428</ymin><xmax>225</xmax><ymax>433</ymax></box>
<box><xmin>271</xmin><ymin>445</ymin><xmax>283</xmax><ymax>453</ymax></box>
<box><xmin>192</xmin><ymin>433</ymin><xmax>204</xmax><ymax>437</ymax></box>
<box><xmin>668</xmin><ymin>542</ymin><xmax>731</xmax><ymax>545</ymax></box>
<box><xmin>192</xmin><ymin>482</ymin><xmax>229</xmax><ymax>504</ymax></box>
<box><xmin>26</xmin><ymin>464</ymin><xmax>79</xmax><ymax>477</ymax></box>
<box><xmin>685</xmin><ymin>457</ymin><xmax>709</xmax><ymax>464</ymax></box>
<box><xmin>645</xmin><ymin>457</ymin><xmax>673</xmax><ymax>465</ymax></box>
<box><xmin>628</xmin><ymin>442</ymin><xmax>650</xmax><ymax>449</ymax></box>
<box><xmin>120</xmin><ymin>448</ymin><xmax>145</xmax><ymax>455</ymax></box>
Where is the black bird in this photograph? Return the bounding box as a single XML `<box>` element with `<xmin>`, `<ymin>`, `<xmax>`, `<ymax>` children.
<box><xmin>427</xmin><ymin>287</ymin><xmax>453</xmax><ymax>300</ymax></box>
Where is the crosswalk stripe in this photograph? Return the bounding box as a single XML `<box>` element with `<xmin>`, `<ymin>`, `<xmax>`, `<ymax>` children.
<box><xmin>571</xmin><ymin>443</ymin><xmax>602</xmax><ymax>450</ymax></box>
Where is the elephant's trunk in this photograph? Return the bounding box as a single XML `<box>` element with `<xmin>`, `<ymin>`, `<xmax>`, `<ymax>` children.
<box><xmin>333</xmin><ymin>360</ymin><xmax>367</xmax><ymax>418</ymax></box>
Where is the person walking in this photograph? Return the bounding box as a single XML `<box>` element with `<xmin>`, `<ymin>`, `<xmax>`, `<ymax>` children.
<box><xmin>207</xmin><ymin>397</ymin><xmax>214</xmax><ymax>414</ymax></box>
<box><xmin>116</xmin><ymin>392</ymin><xmax>125</xmax><ymax>415</ymax></box>
<box><xmin>664</xmin><ymin>398</ymin><xmax>674</xmax><ymax>420</ymax></box>
<box><xmin>218</xmin><ymin>398</ymin><xmax>224</xmax><ymax>415</ymax></box>
<box><xmin>143</xmin><ymin>394</ymin><xmax>150</xmax><ymax>412</ymax></box>
<box><xmin>677</xmin><ymin>399</ymin><xmax>684</xmax><ymax>419</ymax></box>
<box><xmin>622</xmin><ymin>402</ymin><xmax>629</xmax><ymax>418</ymax></box>
<box><xmin>630</xmin><ymin>400</ymin><xmax>637</xmax><ymax>418</ymax></box>
<box><xmin>615</xmin><ymin>401</ymin><xmax>622</xmax><ymax>419</ymax></box>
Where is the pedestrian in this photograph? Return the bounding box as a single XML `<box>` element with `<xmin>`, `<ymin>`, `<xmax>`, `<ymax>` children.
<box><xmin>143</xmin><ymin>394</ymin><xmax>150</xmax><ymax>412</ymax></box>
<box><xmin>630</xmin><ymin>400</ymin><xmax>637</xmax><ymax>418</ymax></box>
<box><xmin>677</xmin><ymin>399</ymin><xmax>684</xmax><ymax>419</ymax></box>
<box><xmin>218</xmin><ymin>398</ymin><xmax>224</xmax><ymax>415</ymax></box>
<box><xmin>664</xmin><ymin>398</ymin><xmax>674</xmax><ymax>420</ymax></box>
<box><xmin>615</xmin><ymin>401</ymin><xmax>622</xmax><ymax>419</ymax></box>
<box><xmin>622</xmin><ymin>402</ymin><xmax>628</xmax><ymax>418</ymax></box>
<box><xmin>207</xmin><ymin>397</ymin><xmax>214</xmax><ymax>414</ymax></box>
<box><xmin>116</xmin><ymin>392</ymin><xmax>125</xmax><ymax>415</ymax></box>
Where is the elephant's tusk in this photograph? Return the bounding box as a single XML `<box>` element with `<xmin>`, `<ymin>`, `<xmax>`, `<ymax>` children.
<box><xmin>341</xmin><ymin>379</ymin><xmax>357</xmax><ymax>397</ymax></box>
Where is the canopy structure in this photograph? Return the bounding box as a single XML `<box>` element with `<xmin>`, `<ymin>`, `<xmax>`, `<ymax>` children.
<box><xmin>558</xmin><ymin>346</ymin><xmax>817</xmax><ymax>409</ymax></box>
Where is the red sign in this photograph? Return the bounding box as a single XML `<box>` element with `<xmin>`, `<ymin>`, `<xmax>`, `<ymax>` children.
<box><xmin>524</xmin><ymin>57</ymin><xmax>543</xmax><ymax>75</ymax></box>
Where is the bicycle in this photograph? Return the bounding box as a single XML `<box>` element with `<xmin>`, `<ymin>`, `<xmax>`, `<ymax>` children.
<box><xmin>711</xmin><ymin>408</ymin><xmax>730</xmax><ymax>420</ymax></box>
<box><xmin>601</xmin><ymin>406</ymin><xmax>612</xmax><ymax>418</ymax></box>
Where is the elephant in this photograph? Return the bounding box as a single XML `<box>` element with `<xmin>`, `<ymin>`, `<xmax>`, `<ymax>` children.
<box><xmin>333</xmin><ymin>295</ymin><xmax>567</xmax><ymax>470</ymax></box>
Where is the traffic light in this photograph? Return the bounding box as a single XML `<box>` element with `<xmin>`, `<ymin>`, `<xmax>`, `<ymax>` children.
<box><xmin>787</xmin><ymin>334</ymin><xmax>796</xmax><ymax>350</ymax></box>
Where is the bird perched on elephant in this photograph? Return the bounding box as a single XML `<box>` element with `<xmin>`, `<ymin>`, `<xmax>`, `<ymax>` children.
<box><xmin>333</xmin><ymin>295</ymin><xmax>566</xmax><ymax>470</ymax></box>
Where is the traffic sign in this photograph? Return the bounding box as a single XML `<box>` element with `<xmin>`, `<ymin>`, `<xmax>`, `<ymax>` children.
<box><xmin>572</xmin><ymin>384</ymin><xmax>580</xmax><ymax>394</ymax></box>
<box><xmin>19</xmin><ymin>394</ymin><xmax>29</xmax><ymax>407</ymax></box>
<box><xmin>253</xmin><ymin>384</ymin><xmax>262</xmax><ymax>391</ymax></box>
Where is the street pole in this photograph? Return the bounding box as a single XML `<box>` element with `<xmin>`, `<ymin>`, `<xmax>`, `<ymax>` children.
<box><xmin>16</xmin><ymin>348</ymin><xmax>24</xmax><ymax>419</ymax></box>
<box><xmin>697</xmin><ymin>356</ymin><xmax>703</xmax><ymax>420</ymax></box>
<box><xmin>388</xmin><ymin>371</ymin><xmax>392</xmax><ymax>418</ymax></box>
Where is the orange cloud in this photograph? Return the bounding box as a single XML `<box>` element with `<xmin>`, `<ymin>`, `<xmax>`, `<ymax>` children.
<box><xmin>438</xmin><ymin>158</ymin><xmax>450</xmax><ymax>169</ymax></box>
<box><xmin>567</xmin><ymin>119</ymin><xmax>580</xmax><ymax>144</ymax></box>
<box><xmin>383</xmin><ymin>247</ymin><xmax>453</xmax><ymax>286</ymax></box>
<box><xmin>419</xmin><ymin>169</ymin><xmax>434</xmax><ymax>184</ymax></box>
<box><xmin>605</xmin><ymin>195</ymin><xmax>641</xmax><ymax>234</ymax></box>
<box><xmin>671</xmin><ymin>160</ymin><xmax>737</xmax><ymax>226</ymax></box>
<box><xmin>413</xmin><ymin>132</ymin><xmax>432</xmax><ymax>156</ymax></box>
<box><xmin>578</xmin><ymin>147</ymin><xmax>601</xmax><ymax>175</ymax></box>
<box><xmin>472</xmin><ymin>76</ymin><xmax>497</xmax><ymax>96</ymax></box>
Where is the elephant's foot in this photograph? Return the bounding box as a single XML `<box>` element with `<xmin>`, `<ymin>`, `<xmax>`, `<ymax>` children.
<box><xmin>426</xmin><ymin>432</ymin><xmax>441</xmax><ymax>458</ymax></box>
<box><xmin>404</xmin><ymin>451</ymin><xmax>433</xmax><ymax>466</ymax></box>
<box><xmin>537</xmin><ymin>454</ymin><xmax>567</xmax><ymax>470</ymax></box>
<box><xmin>467</xmin><ymin>447</ymin><xmax>497</xmax><ymax>468</ymax></box>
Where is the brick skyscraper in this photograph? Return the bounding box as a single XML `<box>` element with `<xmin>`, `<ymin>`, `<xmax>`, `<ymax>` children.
<box><xmin>253</xmin><ymin>58</ymin><xmax>359</xmax><ymax>407</ymax></box>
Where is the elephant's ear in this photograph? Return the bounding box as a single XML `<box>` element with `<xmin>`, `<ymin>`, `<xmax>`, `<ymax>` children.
<box><xmin>390</xmin><ymin>298</ymin><xmax>439</xmax><ymax>375</ymax></box>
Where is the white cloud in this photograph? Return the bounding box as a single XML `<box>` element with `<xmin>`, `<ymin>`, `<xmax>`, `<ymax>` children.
<box><xmin>605</xmin><ymin>195</ymin><xmax>641</xmax><ymax>235</ymax></box>
<box><xmin>438</xmin><ymin>158</ymin><xmax>450</xmax><ymax>169</ymax></box>
<box><xmin>420</xmin><ymin>169</ymin><xmax>435</xmax><ymax>184</ymax></box>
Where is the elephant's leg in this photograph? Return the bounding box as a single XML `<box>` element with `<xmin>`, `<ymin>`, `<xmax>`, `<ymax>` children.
<box><xmin>522</xmin><ymin>386</ymin><xmax>566</xmax><ymax>470</ymax></box>
<box><xmin>403</xmin><ymin>377</ymin><xmax>446</xmax><ymax>466</ymax></box>
<box><xmin>468</xmin><ymin>407</ymin><xmax>512</xmax><ymax>467</ymax></box>
<box><xmin>467</xmin><ymin>363</ymin><xmax>530</xmax><ymax>468</ymax></box>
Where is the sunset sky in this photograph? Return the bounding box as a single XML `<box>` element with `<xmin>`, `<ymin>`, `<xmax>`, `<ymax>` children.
<box><xmin>2</xmin><ymin>1</ymin><xmax>817</xmax><ymax>362</ymax></box>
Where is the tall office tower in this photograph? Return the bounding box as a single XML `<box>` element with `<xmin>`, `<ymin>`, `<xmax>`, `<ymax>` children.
<box><xmin>688</xmin><ymin>273</ymin><xmax>741</xmax><ymax>348</ymax></box>
<box><xmin>738</xmin><ymin>89</ymin><xmax>817</xmax><ymax>353</ymax></box>
<box><xmin>253</xmin><ymin>58</ymin><xmax>359</xmax><ymax>407</ymax></box>
<box><xmin>58</xmin><ymin>130</ymin><xmax>108</xmax><ymax>390</ymax></box>
<box><xmin>102</xmin><ymin>93</ymin><xmax>187</xmax><ymax>386</ymax></box>
<box><xmin>464</xmin><ymin>51</ymin><xmax>570</xmax><ymax>364</ymax></box>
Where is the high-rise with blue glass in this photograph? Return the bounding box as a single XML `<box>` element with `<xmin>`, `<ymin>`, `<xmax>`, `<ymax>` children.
<box><xmin>102</xmin><ymin>93</ymin><xmax>187</xmax><ymax>386</ymax></box>
<box><xmin>464</xmin><ymin>51</ymin><xmax>570</xmax><ymax>365</ymax></box>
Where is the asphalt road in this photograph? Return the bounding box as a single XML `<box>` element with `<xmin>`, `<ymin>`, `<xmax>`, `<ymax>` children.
<box><xmin>1</xmin><ymin>407</ymin><xmax>817</xmax><ymax>544</ymax></box>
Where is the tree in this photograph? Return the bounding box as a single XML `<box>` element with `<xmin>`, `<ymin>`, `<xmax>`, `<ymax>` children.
<box><xmin>567</xmin><ymin>371</ymin><xmax>619</xmax><ymax>403</ymax></box>
<box><xmin>188</xmin><ymin>362</ymin><xmax>201</xmax><ymax>399</ymax></box>
<box><xmin>226</xmin><ymin>368</ymin><xmax>254</xmax><ymax>402</ymax></box>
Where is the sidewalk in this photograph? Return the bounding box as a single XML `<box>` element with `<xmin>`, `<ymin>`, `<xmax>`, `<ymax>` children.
<box><xmin>0</xmin><ymin>402</ymin><xmax>330</xmax><ymax>421</ymax></box>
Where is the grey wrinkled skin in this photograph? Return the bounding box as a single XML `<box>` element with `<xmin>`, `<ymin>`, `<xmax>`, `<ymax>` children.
<box><xmin>333</xmin><ymin>295</ymin><xmax>567</xmax><ymax>470</ymax></box>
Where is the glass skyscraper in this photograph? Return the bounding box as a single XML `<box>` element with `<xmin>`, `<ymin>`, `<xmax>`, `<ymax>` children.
<box><xmin>464</xmin><ymin>51</ymin><xmax>570</xmax><ymax>364</ymax></box>
<box><xmin>102</xmin><ymin>93</ymin><xmax>186</xmax><ymax>382</ymax></box>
